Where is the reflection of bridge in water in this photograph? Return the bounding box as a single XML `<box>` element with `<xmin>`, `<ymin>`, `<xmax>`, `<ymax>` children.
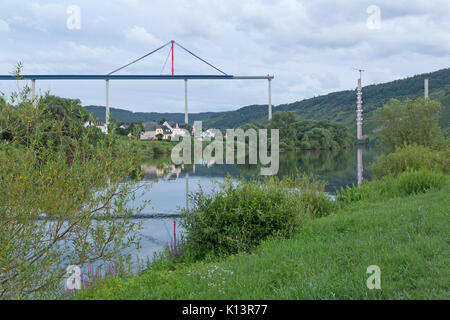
<box><xmin>141</xmin><ymin>161</ymin><xmax>219</xmax><ymax>215</ymax></box>
<box><xmin>139</xmin><ymin>163</ymin><xmax>198</xmax><ymax>216</ymax></box>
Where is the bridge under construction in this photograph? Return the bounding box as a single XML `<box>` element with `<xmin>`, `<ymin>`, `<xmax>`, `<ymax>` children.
<box><xmin>0</xmin><ymin>40</ymin><xmax>274</xmax><ymax>132</ymax></box>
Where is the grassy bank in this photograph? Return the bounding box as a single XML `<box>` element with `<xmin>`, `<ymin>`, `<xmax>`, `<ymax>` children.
<box><xmin>115</xmin><ymin>136</ymin><xmax>176</xmax><ymax>157</ymax></box>
<box><xmin>76</xmin><ymin>176</ymin><xmax>450</xmax><ymax>300</ymax></box>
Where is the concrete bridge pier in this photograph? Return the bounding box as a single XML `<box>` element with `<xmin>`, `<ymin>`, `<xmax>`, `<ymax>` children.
<box><xmin>185</xmin><ymin>78</ymin><xmax>188</xmax><ymax>124</ymax></box>
<box><xmin>268</xmin><ymin>76</ymin><xmax>272</xmax><ymax>120</ymax></box>
<box><xmin>105</xmin><ymin>78</ymin><xmax>110</xmax><ymax>134</ymax></box>
<box><xmin>31</xmin><ymin>79</ymin><xmax>36</xmax><ymax>107</ymax></box>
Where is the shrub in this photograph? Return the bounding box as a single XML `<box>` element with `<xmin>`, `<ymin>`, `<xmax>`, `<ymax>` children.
<box><xmin>151</xmin><ymin>143</ymin><xmax>164</xmax><ymax>154</ymax></box>
<box><xmin>336</xmin><ymin>180</ymin><xmax>388</xmax><ymax>204</ymax></box>
<box><xmin>374</xmin><ymin>98</ymin><xmax>443</xmax><ymax>152</ymax></box>
<box><xmin>336</xmin><ymin>170</ymin><xmax>445</xmax><ymax>204</ymax></box>
<box><xmin>393</xmin><ymin>169</ymin><xmax>445</xmax><ymax>196</ymax></box>
<box><xmin>180</xmin><ymin>174</ymin><xmax>335</xmax><ymax>260</ymax></box>
<box><xmin>371</xmin><ymin>144</ymin><xmax>449</xmax><ymax>179</ymax></box>
<box><xmin>337</xmin><ymin>183</ymin><xmax>371</xmax><ymax>204</ymax></box>
<box><xmin>437</xmin><ymin>148</ymin><xmax>450</xmax><ymax>173</ymax></box>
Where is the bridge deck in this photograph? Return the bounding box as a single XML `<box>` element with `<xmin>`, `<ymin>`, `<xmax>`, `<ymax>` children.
<box><xmin>0</xmin><ymin>74</ymin><xmax>273</xmax><ymax>80</ymax></box>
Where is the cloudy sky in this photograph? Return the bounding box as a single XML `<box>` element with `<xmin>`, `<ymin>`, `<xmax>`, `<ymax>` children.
<box><xmin>0</xmin><ymin>0</ymin><xmax>449</xmax><ymax>113</ymax></box>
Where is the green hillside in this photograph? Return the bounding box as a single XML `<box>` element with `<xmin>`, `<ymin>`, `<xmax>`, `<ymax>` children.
<box><xmin>84</xmin><ymin>67</ymin><xmax>450</xmax><ymax>136</ymax></box>
<box><xmin>83</xmin><ymin>106</ymin><xmax>215</xmax><ymax>124</ymax></box>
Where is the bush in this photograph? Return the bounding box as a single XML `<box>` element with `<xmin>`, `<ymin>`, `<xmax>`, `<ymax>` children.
<box><xmin>336</xmin><ymin>179</ymin><xmax>390</xmax><ymax>204</ymax></box>
<box><xmin>394</xmin><ymin>169</ymin><xmax>445</xmax><ymax>195</ymax></box>
<box><xmin>180</xmin><ymin>174</ymin><xmax>335</xmax><ymax>260</ymax></box>
<box><xmin>371</xmin><ymin>144</ymin><xmax>449</xmax><ymax>179</ymax></box>
<box><xmin>337</xmin><ymin>169</ymin><xmax>445</xmax><ymax>204</ymax></box>
<box><xmin>374</xmin><ymin>98</ymin><xmax>443</xmax><ymax>152</ymax></box>
<box><xmin>151</xmin><ymin>143</ymin><xmax>164</xmax><ymax>154</ymax></box>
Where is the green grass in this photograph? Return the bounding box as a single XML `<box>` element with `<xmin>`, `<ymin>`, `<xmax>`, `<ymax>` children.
<box><xmin>115</xmin><ymin>136</ymin><xmax>176</xmax><ymax>157</ymax></box>
<box><xmin>76</xmin><ymin>177</ymin><xmax>450</xmax><ymax>300</ymax></box>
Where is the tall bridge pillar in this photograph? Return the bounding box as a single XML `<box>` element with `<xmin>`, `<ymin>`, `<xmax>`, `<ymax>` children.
<box><xmin>184</xmin><ymin>78</ymin><xmax>188</xmax><ymax>124</ymax></box>
<box><xmin>105</xmin><ymin>78</ymin><xmax>110</xmax><ymax>134</ymax></box>
<box><xmin>31</xmin><ymin>79</ymin><xmax>36</xmax><ymax>107</ymax></box>
<box><xmin>268</xmin><ymin>77</ymin><xmax>272</xmax><ymax>120</ymax></box>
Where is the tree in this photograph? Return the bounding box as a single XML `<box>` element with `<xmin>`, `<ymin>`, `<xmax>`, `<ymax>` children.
<box><xmin>0</xmin><ymin>84</ymin><xmax>143</xmax><ymax>298</ymax></box>
<box><xmin>268</xmin><ymin>111</ymin><xmax>299</xmax><ymax>149</ymax></box>
<box><xmin>300</xmin><ymin>127</ymin><xmax>336</xmax><ymax>150</ymax></box>
<box><xmin>129</xmin><ymin>122</ymin><xmax>144</xmax><ymax>140</ymax></box>
<box><xmin>40</xmin><ymin>94</ymin><xmax>88</xmax><ymax>142</ymax></box>
<box><xmin>268</xmin><ymin>111</ymin><xmax>299</xmax><ymax>138</ymax></box>
<box><xmin>107</xmin><ymin>116</ymin><xmax>119</xmax><ymax>133</ymax></box>
<box><xmin>40</xmin><ymin>94</ymin><xmax>87</xmax><ymax>123</ymax></box>
<box><xmin>240</xmin><ymin>122</ymin><xmax>264</xmax><ymax>131</ymax></box>
<box><xmin>374</xmin><ymin>98</ymin><xmax>442</xmax><ymax>151</ymax></box>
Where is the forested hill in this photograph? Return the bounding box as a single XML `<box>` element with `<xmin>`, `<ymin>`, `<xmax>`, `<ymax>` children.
<box><xmin>84</xmin><ymin>67</ymin><xmax>450</xmax><ymax>136</ymax></box>
<box><xmin>83</xmin><ymin>107</ymin><xmax>216</xmax><ymax>124</ymax></box>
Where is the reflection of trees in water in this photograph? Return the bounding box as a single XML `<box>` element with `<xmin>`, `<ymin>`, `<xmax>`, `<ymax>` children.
<box><xmin>279</xmin><ymin>150</ymin><xmax>351</xmax><ymax>177</ymax></box>
<box><xmin>233</xmin><ymin>148</ymin><xmax>381</xmax><ymax>192</ymax></box>
<box><xmin>317</xmin><ymin>147</ymin><xmax>380</xmax><ymax>192</ymax></box>
<box><xmin>182</xmin><ymin>150</ymin><xmax>355</xmax><ymax>189</ymax></box>
<box><xmin>137</xmin><ymin>148</ymin><xmax>382</xmax><ymax>192</ymax></box>
<box><xmin>230</xmin><ymin>150</ymin><xmax>352</xmax><ymax>180</ymax></box>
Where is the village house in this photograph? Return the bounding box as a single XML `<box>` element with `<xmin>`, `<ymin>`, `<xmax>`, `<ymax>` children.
<box><xmin>140</xmin><ymin>121</ymin><xmax>163</xmax><ymax>140</ymax></box>
<box><xmin>140</xmin><ymin>121</ymin><xmax>176</xmax><ymax>141</ymax></box>
<box><xmin>161</xmin><ymin>123</ymin><xmax>172</xmax><ymax>140</ymax></box>
<box><xmin>164</xmin><ymin>121</ymin><xmax>189</xmax><ymax>139</ymax></box>
<box><xmin>84</xmin><ymin>118</ymin><xmax>108</xmax><ymax>134</ymax></box>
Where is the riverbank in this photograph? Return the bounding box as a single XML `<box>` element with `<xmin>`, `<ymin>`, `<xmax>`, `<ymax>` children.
<box><xmin>75</xmin><ymin>175</ymin><xmax>449</xmax><ymax>300</ymax></box>
<box><xmin>126</xmin><ymin>139</ymin><xmax>176</xmax><ymax>156</ymax></box>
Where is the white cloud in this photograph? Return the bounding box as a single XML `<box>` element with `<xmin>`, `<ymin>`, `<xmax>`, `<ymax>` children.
<box><xmin>0</xmin><ymin>19</ymin><xmax>10</xmax><ymax>32</ymax></box>
<box><xmin>124</xmin><ymin>26</ymin><xmax>162</xmax><ymax>47</ymax></box>
<box><xmin>25</xmin><ymin>2</ymin><xmax>66</xmax><ymax>32</ymax></box>
<box><xmin>112</xmin><ymin>0</ymin><xmax>142</xmax><ymax>7</ymax></box>
<box><xmin>0</xmin><ymin>0</ymin><xmax>449</xmax><ymax>112</ymax></box>
<box><xmin>26</xmin><ymin>2</ymin><xmax>66</xmax><ymax>18</ymax></box>
<box><xmin>67</xmin><ymin>42</ymin><xmax>111</xmax><ymax>60</ymax></box>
